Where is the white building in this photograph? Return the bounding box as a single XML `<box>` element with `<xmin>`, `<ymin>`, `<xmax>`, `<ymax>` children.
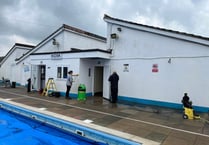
<box><xmin>0</xmin><ymin>43</ymin><xmax>34</xmax><ymax>84</ymax></box>
<box><xmin>16</xmin><ymin>24</ymin><xmax>110</xmax><ymax>98</ymax></box>
<box><xmin>1</xmin><ymin>15</ymin><xmax>209</xmax><ymax>112</ymax></box>
<box><xmin>103</xmin><ymin>15</ymin><xmax>209</xmax><ymax>112</ymax></box>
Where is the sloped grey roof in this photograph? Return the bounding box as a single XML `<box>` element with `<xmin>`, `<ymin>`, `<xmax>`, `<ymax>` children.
<box><xmin>0</xmin><ymin>56</ymin><xmax>4</xmax><ymax>63</ymax></box>
<box><xmin>16</xmin><ymin>24</ymin><xmax>107</xmax><ymax>63</ymax></box>
<box><xmin>103</xmin><ymin>14</ymin><xmax>209</xmax><ymax>41</ymax></box>
<box><xmin>1</xmin><ymin>43</ymin><xmax>34</xmax><ymax>65</ymax></box>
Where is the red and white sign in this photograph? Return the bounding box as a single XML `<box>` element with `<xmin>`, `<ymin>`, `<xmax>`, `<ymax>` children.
<box><xmin>152</xmin><ymin>64</ymin><xmax>158</xmax><ymax>72</ymax></box>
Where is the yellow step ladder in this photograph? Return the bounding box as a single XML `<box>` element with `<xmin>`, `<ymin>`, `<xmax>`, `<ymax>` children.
<box><xmin>42</xmin><ymin>78</ymin><xmax>57</xmax><ymax>96</ymax></box>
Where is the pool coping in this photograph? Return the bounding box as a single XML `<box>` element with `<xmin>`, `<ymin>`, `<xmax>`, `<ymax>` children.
<box><xmin>0</xmin><ymin>98</ymin><xmax>160</xmax><ymax>145</ymax></box>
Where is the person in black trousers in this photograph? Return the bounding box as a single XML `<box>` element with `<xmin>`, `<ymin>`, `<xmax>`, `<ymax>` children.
<box><xmin>27</xmin><ymin>78</ymin><xmax>31</xmax><ymax>92</ymax></box>
<box><xmin>65</xmin><ymin>71</ymin><xmax>73</xmax><ymax>99</ymax></box>
<box><xmin>108</xmin><ymin>71</ymin><xmax>119</xmax><ymax>103</ymax></box>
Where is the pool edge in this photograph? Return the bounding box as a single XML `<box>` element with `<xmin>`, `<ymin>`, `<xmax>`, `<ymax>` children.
<box><xmin>0</xmin><ymin>98</ymin><xmax>160</xmax><ymax>145</ymax></box>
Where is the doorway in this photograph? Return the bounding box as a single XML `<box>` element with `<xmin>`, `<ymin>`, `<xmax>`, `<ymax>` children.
<box><xmin>94</xmin><ymin>66</ymin><xmax>103</xmax><ymax>96</ymax></box>
<box><xmin>31</xmin><ymin>65</ymin><xmax>46</xmax><ymax>91</ymax></box>
<box><xmin>40</xmin><ymin>65</ymin><xmax>46</xmax><ymax>90</ymax></box>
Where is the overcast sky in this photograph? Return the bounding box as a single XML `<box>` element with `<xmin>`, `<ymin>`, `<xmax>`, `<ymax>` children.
<box><xmin>1</xmin><ymin>0</ymin><xmax>209</xmax><ymax>56</ymax></box>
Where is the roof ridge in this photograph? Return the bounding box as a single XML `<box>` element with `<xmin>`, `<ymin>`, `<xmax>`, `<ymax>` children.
<box><xmin>15</xmin><ymin>43</ymin><xmax>35</xmax><ymax>48</ymax></box>
<box><xmin>62</xmin><ymin>24</ymin><xmax>106</xmax><ymax>41</ymax></box>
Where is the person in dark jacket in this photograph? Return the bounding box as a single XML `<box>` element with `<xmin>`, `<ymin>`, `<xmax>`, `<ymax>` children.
<box><xmin>108</xmin><ymin>71</ymin><xmax>119</xmax><ymax>103</ymax></box>
<box><xmin>182</xmin><ymin>93</ymin><xmax>192</xmax><ymax>108</ymax></box>
<box><xmin>27</xmin><ymin>78</ymin><xmax>31</xmax><ymax>92</ymax></box>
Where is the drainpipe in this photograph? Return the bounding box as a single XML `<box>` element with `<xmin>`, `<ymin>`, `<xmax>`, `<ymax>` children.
<box><xmin>108</xmin><ymin>24</ymin><xmax>119</xmax><ymax>57</ymax></box>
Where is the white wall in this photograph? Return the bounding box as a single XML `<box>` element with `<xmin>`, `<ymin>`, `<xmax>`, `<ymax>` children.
<box><xmin>35</xmin><ymin>32</ymin><xmax>64</xmax><ymax>53</ymax></box>
<box><xmin>47</xmin><ymin>58</ymin><xmax>80</xmax><ymax>94</ymax></box>
<box><xmin>28</xmin><ymin>28</ymin><xmax>106</xmax><ymax>95</ymax></box>
<box><xmin>35</xmin><ymin>30</ymin><xmax>106</xmax><ymax>54</ymax></box>
<box><xmin>16</xmin><ymin>56</ymin><xmax>31</xmax><ymax>86</ymax></box>
<box><xmin>107</xmin><ymin>23</ymin><xmax>209</xmax><ymax>109</ymax></box>
<box><xmin>108</xmin><ymin>24</ymin><xmax>209</xmax><ymax>59</ymax></box>
<box><xmin>0</xmin><ymin>48</ymin><xmax>29</xmax><ymax>82</ymax></box>
<box><xmin>30</xmin><ymin>53</ymin><xmax>80</xmax><ymax>94</ymax></box>
<box><xmin>63</xmin><ymin>31</ymin><xmax>106</xmax><ymax>51</ymax></box>
<box><xmin>111</xmin><ymin>58</ymin><xmax>209</xmax><ymax>107</ymax></box>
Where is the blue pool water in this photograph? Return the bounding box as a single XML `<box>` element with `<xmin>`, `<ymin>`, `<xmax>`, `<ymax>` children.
<box><xmin>0</xmin><ymin>108</ymin><xmax>106</xmax><ymax>145</ymax></box>
<box><xmin>0</xmin><ymin>101</ymin><xmax>141</xmax><ymax>145</ymax></box>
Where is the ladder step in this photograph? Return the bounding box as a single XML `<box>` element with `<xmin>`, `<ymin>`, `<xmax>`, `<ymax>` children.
<box><xmin>42</xmin><ymin>78</ymin><xmax>57</xmax><ymax>96</ymax></box>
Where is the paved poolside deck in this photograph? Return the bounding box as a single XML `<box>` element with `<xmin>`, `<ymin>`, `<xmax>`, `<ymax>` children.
<box><xmin>0</xmin><ymin>86</ymin><xmax>209</xmax><ymax>145</ymax></box>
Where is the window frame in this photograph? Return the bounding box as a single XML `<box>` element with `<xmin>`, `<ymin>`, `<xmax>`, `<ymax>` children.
<box><xmin>57</xmin><ymin>66</ymin><xmax>69</xmax><ymax>79</ymax></box>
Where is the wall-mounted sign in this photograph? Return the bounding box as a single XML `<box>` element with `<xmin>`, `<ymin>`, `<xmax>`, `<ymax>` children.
<box><xmin>24</xmin><ymin>65</ymin><xmax>30</xmax><ymax>72</ymax></box>
<box><xmin>123</xmin><ymin>64</ymin><xmax>129</xmax><ymax>72</ymax></box>
<box><xmin>51</xmin><ymin>53</ymin><xmax>62</xmax><ymax>60</ymax></box>
<box><xmin>152</xmin><ymin>64</ymin><xmax>158</xmax><ymax>72</ymax></box>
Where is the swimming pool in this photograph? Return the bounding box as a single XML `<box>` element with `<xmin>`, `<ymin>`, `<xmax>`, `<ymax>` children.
<box><xmin>0</xmin><ymin>100</ymin><xmax>143</xmax><ymax>145</ymax></box>
<box><xmin>0</xmin><ymin>108</ymin><xmax>106</xmax><ymax>145</ymax></box>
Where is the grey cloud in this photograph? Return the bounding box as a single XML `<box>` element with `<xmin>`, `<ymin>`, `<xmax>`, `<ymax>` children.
<box><xmin>1</xmin><ymin>0</ymin><xmax>209</xmax><ymax>56</ymax></box>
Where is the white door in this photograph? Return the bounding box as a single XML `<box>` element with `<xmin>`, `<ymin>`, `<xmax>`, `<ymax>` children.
<box><xmin>103</xmin><ymin>65</ymin><xmax>111</xmax><ymax>99</ymax></box>
<box><xmin>31</xmin><ymin>65</ymin><xmax>39</xmax><ymax>90</ymax></box>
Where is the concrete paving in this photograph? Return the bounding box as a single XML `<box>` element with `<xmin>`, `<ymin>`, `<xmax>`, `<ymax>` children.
<box><xmin>0</xmin><ymin>86</ymin><xmax>209</xmax><ymax>145</ymax></box>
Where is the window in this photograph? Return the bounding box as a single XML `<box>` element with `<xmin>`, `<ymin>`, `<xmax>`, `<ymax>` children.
<box><xmin>63</xmin><ymin>67</ymin><xmax>68</xmax><ymax>78</ymax></box>
<box><xmin>57</xmin><ymin>66</ymin><xmax>68</xmax><ymax>79</ymax></box>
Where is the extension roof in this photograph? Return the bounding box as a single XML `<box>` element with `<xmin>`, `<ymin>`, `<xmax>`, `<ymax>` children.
<box><xmin>103</xmin><ymin>14</ymin><xmax>209</xmax><ymax>46</ymax></box>
<box><xmin>0</xmin><ymin>43</ymin><xmax>34</xmax><ymax>65</ymax></box>
<box><xmin>16</xmin><ymin>24</ymin><xmax>106</xmax><ymax>63</ymax></box>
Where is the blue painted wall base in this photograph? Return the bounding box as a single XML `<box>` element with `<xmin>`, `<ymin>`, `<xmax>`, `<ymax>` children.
<box><xmin>118</xmin><ymin>96</ymin><xmax>209</xmax><ymax>113</ymax></box>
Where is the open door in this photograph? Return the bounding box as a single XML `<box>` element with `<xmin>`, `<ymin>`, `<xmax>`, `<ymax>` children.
<box><xmin>31</xmin><ymin>65</ymin><xmax>39</xmax><ymax>91</ymax></box>
<box><xmin>40</xmin><ymin>65</ymin><xmax>46</xmax><ymax>90</ymax></box>
<box><xmin>103</xmin><ymin>65</ymin><xmax>111</xmax><ymax>99</ymax></box>
<box><xmin>94</xmin><ymin>66</ymin><xmax>103</xmax><ymax>96</ymax></box>
<box><xmin>31</xmin><ymin>65</ymin><xmax>46</xmax><ymax>91</ymax></box>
